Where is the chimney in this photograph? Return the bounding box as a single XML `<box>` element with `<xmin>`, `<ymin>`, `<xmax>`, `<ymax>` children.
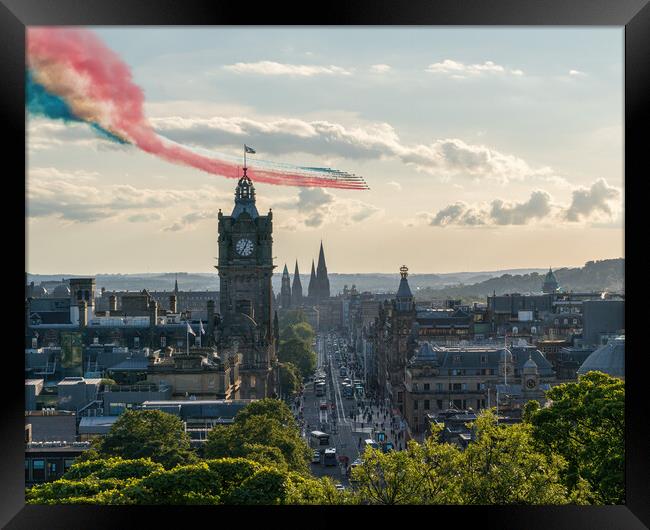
<box><xmin>169</xmin><ymin>295</ymin><xmax>177</xmax><ymax>313</ymax></box>
<box><xmin>109</xmin><ymin>295</ymin><xmax>117</xmax><ymax>312</ymax></box>
<box><xmin>78</xmin><ymin>300</ymin><xmax>88</xmax><ymax>327</ymax></box>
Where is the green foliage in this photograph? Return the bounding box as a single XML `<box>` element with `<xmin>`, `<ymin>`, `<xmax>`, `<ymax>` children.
<box><xmin>278</xmin><ymin>361</ymin><xmax>301</xmax><ymax>397</ymax></box>
<box><xmin>526</xmin><ymin>371</ymin><xmax>624</xmax><ymax>504</ymax></box>
<box><xmin>204</xmin><ymin>414</ymin><xmax>311</xmax><ymax>474</ymax></box>
<box><xmin>233</xmin><ymin>398</ymin><xmax>296</xmax><ymax>427</ymax></box>
<box><xmin>350</xmin><ymin>410</ymin><xmax>577</xmax><ymax>505</ymax></box>
<box><xmin>278</xmin><ymin>309</ymin><xmax>308</xmax><ymax>330</ymax></box>
<box><xmin>96</xmin><ymin>409</ymin><xmax>196</xmax><ymax>469</ymax></box>
<box><xmin>278</xmin><ymin>336</ymin><xmax>316</xmax><ymax>378</ymax></box>
<box><xmin>227</xmin><ymin>468</ymin><xmax>288</xmax><ymax>505</ymax></box>
<box><xmin>64</xmin><ymin>457</ymin><xmax>164</xmax><ymax>480</ymax></box>
<box><xmin>457</xmin><ymin>411</ymin><xmax>571</xmax><ymax>504</ymax></box>
<box><xmin>26</xmin><ymin>477</ymin><xmax>132</xmax><ymax>505</ymax></box>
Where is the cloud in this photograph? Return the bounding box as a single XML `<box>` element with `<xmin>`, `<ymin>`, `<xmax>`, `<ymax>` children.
<box><xmin>490</xmin><ymin>190</ymin><xmax>553</xmax><ymax>225</ymax></box>
<box><xmin>127</xmin><ymin>212</ymin><xmax>164</xmax><ymax>223</ymax></box>
<box><xmin>565</xmin><ymin>178</ymin><xmax>621</xmax><ymax>222</ymax></box>
<box><xmin>27</xmin><ymin>118</ymin><xmax>128</xmax><ymax>152</ymax></box>
<box><xmin>427</xmin><ymin>202</ymin><xmax>487</xmax><ymax>227</ymax></box>
<box><xmin>413</xmin><ymin>180</ymin><xmax>622</xmax><ymax>228</ymax></box>
<box><xmin>26</xmin><ymin>167</ymin><xmax>229</xmax><ymax>225</ymax></box>
<box><xmin>223</xmin><ymin>61</ymin><xmax>353</xmax><ymax>77</ymax></box>
<box><xmin>151</xmin><ymin>115</ymin><xmax>554</xmax><ymax>184</ymax></box>
<box><xmin>370</xmin><ymin>64</ymin><xmax>391</xmax><ymax>73</ymax></box>
<box><xmin>569</xmin><ymin>69</ymin><xmax>586</xmax><ymax>76</ymax></box>
<box><xmin>162</xmin><ymin>210</ymin><xmax>215</xmax><ymax>232</ymax></box>
<box><xmin>387</xmin><ymin>181</ymin><xmax>402</xmax><ymax>191</ymax></box>
<box><xmin>425</xmin><ymin>60</ymin><xmax>524</xmax><ymax>79</ymax></box>
<box><xmin>274</xmin><ymin>187</ymin><xmax>381</xmax><ymax>229</ymax></box>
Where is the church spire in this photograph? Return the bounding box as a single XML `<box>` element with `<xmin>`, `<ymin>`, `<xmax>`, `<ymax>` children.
<box><xmin>395</xmin><ymin>265</ymin><xmax>414</xmax><ymax>312</ymax></box>
<box><xmin>280</xmin><ymin>264</ymin><xmax>291</xmax><ymax>309</ymax></box>
<box><xmin>308</xmin><ymin>259</ymin><xmax>317</xmax><ymax>301</ymax></box>
<box><xmin>291</xmin><ymin>260</ymin><xmax>303</xmax><ymax>307</ymax></box>
<box><xmin>174</xmin><ymin>274</ymin><xmax>179</xmax><ymax>294</ymax></box>
<box><xmin>316</xmin><ymin>241</ymin><xmax>330</xmax><ymax>300</ymax></box>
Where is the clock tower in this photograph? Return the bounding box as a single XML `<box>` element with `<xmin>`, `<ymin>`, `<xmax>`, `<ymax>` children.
<box><xmin>216</xmin><ymin>169</ymin><xmax>276</xmax><ymax>399</ymax></box>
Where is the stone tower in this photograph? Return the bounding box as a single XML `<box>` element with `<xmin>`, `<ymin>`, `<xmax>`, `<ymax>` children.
<box><xmin>542</xmin><ymin>267</ymin><xmax>559</xmax><ymax>294</ymax></box>
<box><xmin>315</xmin><ymin>241</ymin><xmax>330</xmax><ymax>301</ymax></box>
<box><xmin>291</xmin><ymin>260</ymin><xmax>303</xmax><ymax>307</ymax></box>
<box><xmin>280</xmin><ymin>264</ymin><xmax>292</xmax><ymax>309</ymax></box>
<box><xmin>216</xmin><ymin>169</ymin><xmax>276</xmax><ymax>399</ymax></box>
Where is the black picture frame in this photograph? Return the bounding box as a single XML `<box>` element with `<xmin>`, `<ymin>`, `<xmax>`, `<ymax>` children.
<box><xmin>2</xmin><ymin>1</ymin><xmax>647</xmax><ymax>528</ymax></box>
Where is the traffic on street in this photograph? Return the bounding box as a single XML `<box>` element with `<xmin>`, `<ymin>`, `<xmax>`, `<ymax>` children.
<box><xmin>291</xmin><ymin>331</ymin><xmax>408</xmax><ymax>488</ymax></box>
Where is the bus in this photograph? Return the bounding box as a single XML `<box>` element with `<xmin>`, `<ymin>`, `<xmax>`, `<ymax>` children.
<box><xmin>364</xmin><ymin>439</ymin><xmax>380</xmax><ymax>450</ymax></box>
<box><xmin>315</xmin><ymin>381</ymin><xmax>326</xmax><ymax>397</ymax></box>
<box><xmin>309</xmin><ymin>431</ymin><xmax>330</xmax><ymax>449</ymax></box>
<box><xmin>323</xmin><ymin>448</ymin><xmax>337</xmax><ymax>466</ymax></box>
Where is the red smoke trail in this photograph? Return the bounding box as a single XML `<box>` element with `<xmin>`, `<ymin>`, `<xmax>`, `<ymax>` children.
<box><xmin>27</xmin><ymin>28</ymin><xmax>367</xmax><ymax>190</ymax></box>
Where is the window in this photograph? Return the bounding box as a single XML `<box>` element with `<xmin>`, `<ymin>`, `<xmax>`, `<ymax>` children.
<box><xmin>413</xmin><ymin>400</ymin><xmax>418</xmax><ymax>410</ymax></box>
<box><xmin>134</xmin><ymin>336</ymin><xmax>140</xmax><ymax>348</ymax></box>
<box><xmin>31</xmin><ymin>337</ymin><xmax>37</xmax><ymax>349</ymax></box>
<box><xmin>423</xmin><ymin>383</ymin><xmax>430</xmax><ymax>391</ymax></box>
<box><xmin>573</xmin><ymin>319</ymin><xmax>578</xmax><ymax>325</ymax></box>
<box><xmin>93</xmin><ymin>336</ymin><xmax>99</xmax><ymax>344</ymax></box>
<box><xmin>32</xmin><ymin>459</ymin><xmax>45</xmax><ymax>481</ymax></box>
<box><xmin>453</xmin><ymin>355</ymin><xmax>461</xmax><ymax>364</ymax></box>
<box><xmin>461</xmin><ymin>383</ymin><xmax>468</xmax><ymax>391</ymax></box>
<box><xmin>250</xmin><ymin>375</ymin><xmax>256</xmax><ymax>388</ymax></box>
<box><xmin>437</xmin><ymin>400</ymin><xmax>443</xmax><ymax>409</ymax></box>
<box><xmin>25</xmin><ymin>460</ymin><xmax>30</xmax><ymax>481</ymax></box>
<box><xmin>476</xmin><ymin>383</ymin><xmax>481</xmax><ymax>391</ymax></box>
<box><xmin>413</xmin><ymin>383</ymin><xmax>419</xmax><ymax>392</ymax></box>
<box><xmin>424</xmin><ymin>400</ymin><xmax>430</xmax><ymax>410</ymax></box>
<box><xmin>160</xmin><ymin>336</ymin><xmax>166</xmax><ymax>347</ymax></box>
<box><xmin>64</xmin><ymin>459</ymin><xmax>75</xmax><ymax>472</ymax></box>
<box><xmin>436</xmin><ymin>383</ymin><xmax>443</xmax><ymax>391</ymax></box>
<box><xmin>480</xmin><ymin>355</ymin><xmax>487</xmax><ymax>363</ymax></box>
<box><xmin>47</xmin><ymin>460</ymin><xmax>60</xmax><ymax>479</ymax></box>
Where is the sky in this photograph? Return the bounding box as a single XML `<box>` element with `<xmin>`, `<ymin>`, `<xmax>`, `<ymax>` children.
<box><xmin>26</xmin><ymin>27</ymin><xmax>624</xmax><ymax>275</ymax></box>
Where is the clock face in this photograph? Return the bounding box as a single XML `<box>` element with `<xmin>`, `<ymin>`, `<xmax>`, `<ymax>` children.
<box><xmin>235</xmin><ymin>238</ymin><xmax>254</xmax><ymax>256</ymax></box>
<box><xmin>526</xmin><ymin>378</ymin><xmax>536</xmax><ymax>389</ymax></box>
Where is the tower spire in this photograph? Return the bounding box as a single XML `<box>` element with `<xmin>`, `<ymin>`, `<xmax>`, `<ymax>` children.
<box><xmin>291</xmin><ymin>260</ymin><xmax>303</xmax><ymax>307</ymax></box>
<box><xmin>174</xmin><ymin>274</ymin><xmax>179</xmax><ymax>294</ymax></box>
<box><xmin>308</xmin><ymin>259</ymin><xmax>317</xmax><ymax>302</ymax></box>
<box><xmin>316</xmin><ymin>241</ymin><xmax>330</xmax><ymax>300</ymax></box>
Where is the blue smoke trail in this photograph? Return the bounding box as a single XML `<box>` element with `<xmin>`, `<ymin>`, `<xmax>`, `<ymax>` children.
<box><xmin>26</xmin><ymin>71</ymin><xmax>129</xmax><ymax>145</ymax></box>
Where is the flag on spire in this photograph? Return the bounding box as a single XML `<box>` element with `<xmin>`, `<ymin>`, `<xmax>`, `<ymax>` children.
<box><xmin>199</xmin><ymin>320</ymin><xmax>205</xmax><ymax>335</ymax></box>
<box><xmin>186</xmin><ymin>321</ymin><xmax>196</xmax><ymax>336</ymax></box>
<box><xmin>244</xmin><ymin>145</ymin><xmax>256</xmax><ymax>154</ymax></box>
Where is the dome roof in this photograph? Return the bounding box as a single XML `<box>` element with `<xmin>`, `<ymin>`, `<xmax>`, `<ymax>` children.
<box><xmin>32</xmin><ymin>285</ymin><xmax>47</xmax><ymax>296</ymax></box>
<box><xmin>53</xmin><ymin>284</ymin><xmax>71</xmax><ymax>297</ymax></box>
<box><xmin>523</xmin><ymin>356</ymin><xmax>538</xmax><ymax>371</ymax></box>
<box><xmin>412</xmin><ymin>342</ymin><xmax>438</xmax><ymax>363</ymax></box>
<box><xmin>577</xmin><ymin>336</ymin><xmax>624</xmax><ymax>378</ymax></box>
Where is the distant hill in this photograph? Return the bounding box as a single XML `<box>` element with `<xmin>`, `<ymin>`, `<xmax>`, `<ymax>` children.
<box><xmin>26</xmin><ymin>261</ymin><xmax>622</xmax><ymax>299</ymax></box>
<box><xmin>414</xmin><ymin>258</ymin><xmax>624</xmax><ymax>303</ymax></box>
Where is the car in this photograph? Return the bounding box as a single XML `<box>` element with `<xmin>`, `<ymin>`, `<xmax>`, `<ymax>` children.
<box><xmin>319</xmin><ymin>400</ymin><xmax>328</xmax><ymax>410</ymax></box>
<box><xmin>312</xmin><ymin>451</ymin><xmax>321</xmax><ymax>464</ymax></box>
<box><xmin>335</xmin><ymin>484</ymin><xmax>345</xmax><ymax>491</ymax></box>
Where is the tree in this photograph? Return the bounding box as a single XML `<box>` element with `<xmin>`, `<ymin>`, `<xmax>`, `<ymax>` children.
<box><xmin>204</xmin><ymin>412</ymin><xmax>311</xmax><ymax>474</ymax></box>
<box><xmin>278</xmin><ymin>362</ymin><xmax>301</xmax><ymax>398</ymax></box>
<box><xmin>526</xmin><ymin>371</ymin><xmax>624</xmax><ymax>504</ymax></box>
<box><xmin>278</xmin><ymin>309</ymin><xmax>307</xmax><ymax>330</ymax></box>
<box><xmin>349</xmin><ymin>410</ymin><xmax>584</xmax><ymax>505</ymax></box>
<box><xmin>233</xmin><ymin>397</ymin><xmax>296</xmax><ymax>427</ymax></box>
<box><xmin>95</xmin><ymin>409</ymin><xmax>196</xmax><ymax>469</ymax></box>
<box><xmin>457</xmin><ymin>411</ymin><xmax>575</xmax><ymax>505</ymax></box>
<box><xmin>278</xmin><ymin>336</ymin><xmax>316</xmax><ymax>378</ymax></box>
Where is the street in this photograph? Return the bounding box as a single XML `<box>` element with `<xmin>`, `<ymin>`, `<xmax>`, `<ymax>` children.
<box><xmin>295</xmin><ymin>331</ymin><xmax>408</xmax><ymax>487</ymax></box>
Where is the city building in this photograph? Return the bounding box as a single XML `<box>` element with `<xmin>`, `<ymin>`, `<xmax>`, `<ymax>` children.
<box><xmin>577</xmin><ymin>335</ymin><xmax>625</xmax><ymax>379</ymax></box>
<box><xmin>215</xmin><ymin>169</ymin><xmax>277</xmax><ymax>399</ymax></box>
